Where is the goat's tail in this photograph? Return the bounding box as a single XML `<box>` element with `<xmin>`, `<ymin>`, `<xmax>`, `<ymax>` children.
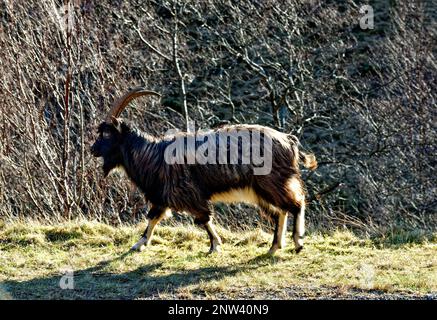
<box><xmin>299</xmin><ymin>151</ymin><xmax>318</xmax><ymax>171</ymax></box>
<box><xmin>288</xmin><ymin>134</ymin><xmax>318</xmax><ymax>171</ymax></box>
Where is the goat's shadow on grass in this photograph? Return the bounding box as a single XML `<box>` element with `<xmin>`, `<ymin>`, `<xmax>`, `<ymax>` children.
<box><xmin>1</xmin><ymin>250</ymin><xmax>271</xmax><ymax>300</ymax></box>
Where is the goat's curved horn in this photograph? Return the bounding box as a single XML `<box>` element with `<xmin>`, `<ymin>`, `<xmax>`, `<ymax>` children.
<box><xmin>106</xmin><ymin>87</ymin><xmax>161</xmax><ymax>122</ymax></box>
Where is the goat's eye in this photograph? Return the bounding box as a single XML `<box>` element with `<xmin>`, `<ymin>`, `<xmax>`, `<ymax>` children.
<box><xmin>102</xmin><ymin>131</ymin><xmax>111</xmax><ymax>139</ymax></box>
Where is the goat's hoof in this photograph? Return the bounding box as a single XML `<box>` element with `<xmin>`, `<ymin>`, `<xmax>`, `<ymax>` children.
<box><xmin>131</xmin><ymin>237</ymin><xmax>148</xmax><ymax>252</ymax></box>
<box><xmin>130</xmin><ymin>244</ymin><xmax>146</xmax><ymax>252</ymax></box>
<box><xmin>208</xmin><ymin>246</ymin><xmax>221</xmax><ymax>254</ymax></box>
<box><xmin>295</xmin><ymin>246</ymin><xmax>303</xmax><ymax>254</ymax></box>
<box><xmin>268</xmin><ymin>246</ymin><xmax>278</xmax><ymax>256</ymax></box>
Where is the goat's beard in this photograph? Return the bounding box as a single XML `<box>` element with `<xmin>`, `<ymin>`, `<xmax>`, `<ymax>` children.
<box><xmin>103</xmin><ymin>160</ymin><xmax>117</xmax><ymax>178</ymax></box>
<box><xmin>102</xmin><ymin>164</ymin><xmax>111</xmax><ymax>177</ymax></box>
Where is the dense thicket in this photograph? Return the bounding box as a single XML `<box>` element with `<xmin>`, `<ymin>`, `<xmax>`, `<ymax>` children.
<box><xmin>0</xmin><ymin>0</ymin><xmax>435</xmax><ymax>232</ymax></box>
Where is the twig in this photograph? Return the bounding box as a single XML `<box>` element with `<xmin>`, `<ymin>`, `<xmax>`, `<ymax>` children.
<box><xmin>133</xmin><ymin>25</ymin><xmax>172</xmax><ymax>62</ymax></box>
<box><xmin>173</xmin><ymin>0</ymin><xmax>189</xmax><ymax>132</ymax></box>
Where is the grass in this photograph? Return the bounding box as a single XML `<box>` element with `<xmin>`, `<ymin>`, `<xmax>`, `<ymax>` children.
<box><xmin>0</xmin><ymin>221</ymin><xmax>435</xmax><ymax>299</ymax></box>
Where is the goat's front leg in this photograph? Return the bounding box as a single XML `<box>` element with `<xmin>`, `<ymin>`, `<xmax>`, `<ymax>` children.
<box><xmin>131</xmin><ymin>205</ymin><xmax>170</xmax><ymax>252</ymax></box>
<box><xmin>204</xmin><ymin>220</ymin><xmax>222</xmax><ymax>254</ymax></box>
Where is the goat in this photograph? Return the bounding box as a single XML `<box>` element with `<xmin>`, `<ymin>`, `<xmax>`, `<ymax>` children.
<box><xmin>91</xmin><ymin>87</ymin><xmax>317</xmax><ymax>254</ymax></box>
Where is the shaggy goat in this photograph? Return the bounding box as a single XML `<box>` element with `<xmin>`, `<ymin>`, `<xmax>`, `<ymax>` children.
<box><xmin>91</xmin><ymin>87</ymin><xmax>317</xmax><ymax>254</ymax></box>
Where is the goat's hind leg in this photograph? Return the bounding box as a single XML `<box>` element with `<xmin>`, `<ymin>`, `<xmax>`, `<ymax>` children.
<box><xmin>292</xmin><ymin>203</ymin><xmax>305</xmax><ymax>253</ymax></box>
<box><xmin>204</xmin><ymin>220</ymin><xmax>222</xmax><ymax>254</ymax></box>
<box><xmin>193</xmin><ymin>208</ymin><xmax>222</xmax><ymax>254</ymax></box>
<box><xmin>268</xmin><ymin>211</ymin><xmax>288</xmax><ymax>255</ymax></box>
<box><xmin>131</xmin><ymin>205</ymin><xmax>170</xmax><ymax>252</ymax></box>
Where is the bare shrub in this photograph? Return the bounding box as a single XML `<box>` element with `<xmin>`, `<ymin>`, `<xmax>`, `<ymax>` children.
<box><xmin>0</xmin><ymin>0</ymin><xmax>435</xmax><ymax>233</ymax></box>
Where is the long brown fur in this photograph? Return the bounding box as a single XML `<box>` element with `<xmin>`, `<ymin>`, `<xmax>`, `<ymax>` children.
<box><xmin>91</xmin><ymin>93</ymin><xmax>317</xmax><ymax>254</ymax></box>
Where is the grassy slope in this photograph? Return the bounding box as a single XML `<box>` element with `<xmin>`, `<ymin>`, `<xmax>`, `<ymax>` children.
<box><xmin>0</xmin><ymin>221</ymin><xmax>435</xmax><ymax>300</ymax></box>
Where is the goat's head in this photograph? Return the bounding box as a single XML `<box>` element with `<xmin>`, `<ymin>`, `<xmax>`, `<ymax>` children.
<box><xmin>90</xmin><ymin>87</ymin><xmax>160</xmax><ymax>176</ymax></box>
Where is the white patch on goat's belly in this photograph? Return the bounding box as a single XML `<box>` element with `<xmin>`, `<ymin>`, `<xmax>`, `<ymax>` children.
<box><xmin>164</xmin><ymin>208</ymin><xmax>173</xmax><ymax>219</ymax></box>
<box><xmin>288</xmin><ymin>177</ymin><xmax>305</xmax><ymax>203</ymax></box>
<box><xmin>210</xmin><ymin>188</ymin><xmax>259</xmax><ymax>205</ymax></box>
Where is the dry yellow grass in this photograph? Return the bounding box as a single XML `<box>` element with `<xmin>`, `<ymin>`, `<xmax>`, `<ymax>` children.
<box><xmin>0</xmin><ymin>221</ymin><xmax>435</xmax><ymax>299</ymax></box>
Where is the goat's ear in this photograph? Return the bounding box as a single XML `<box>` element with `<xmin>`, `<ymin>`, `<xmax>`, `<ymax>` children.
<box><xmin>119</xmin><ymin>121</ymin><xmax>131</xmax><ymax>134</ymax></box>
<box><xmin>111</xmin><ymin>116</ymin><xmax>120</xmax><ymax>129</ymax></box>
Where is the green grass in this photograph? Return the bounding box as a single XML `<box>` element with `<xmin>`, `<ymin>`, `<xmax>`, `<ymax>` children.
<box><xmin>0</xmin><ymin>221</ymin><xmax>435</xmax><ymax>299</ymax></box>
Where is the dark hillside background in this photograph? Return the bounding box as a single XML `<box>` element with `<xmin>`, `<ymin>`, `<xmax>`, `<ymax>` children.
<box><xmin>0</xmin><ymin>0</ymin><xmax>435</xmax><ymax>234</ymax></box>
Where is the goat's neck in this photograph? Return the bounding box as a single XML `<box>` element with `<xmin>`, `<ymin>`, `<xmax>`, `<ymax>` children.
<box><xmin>121</xmin><ymin>130</ymin><xmax>160</xmax><ymax>191</ymax></box>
